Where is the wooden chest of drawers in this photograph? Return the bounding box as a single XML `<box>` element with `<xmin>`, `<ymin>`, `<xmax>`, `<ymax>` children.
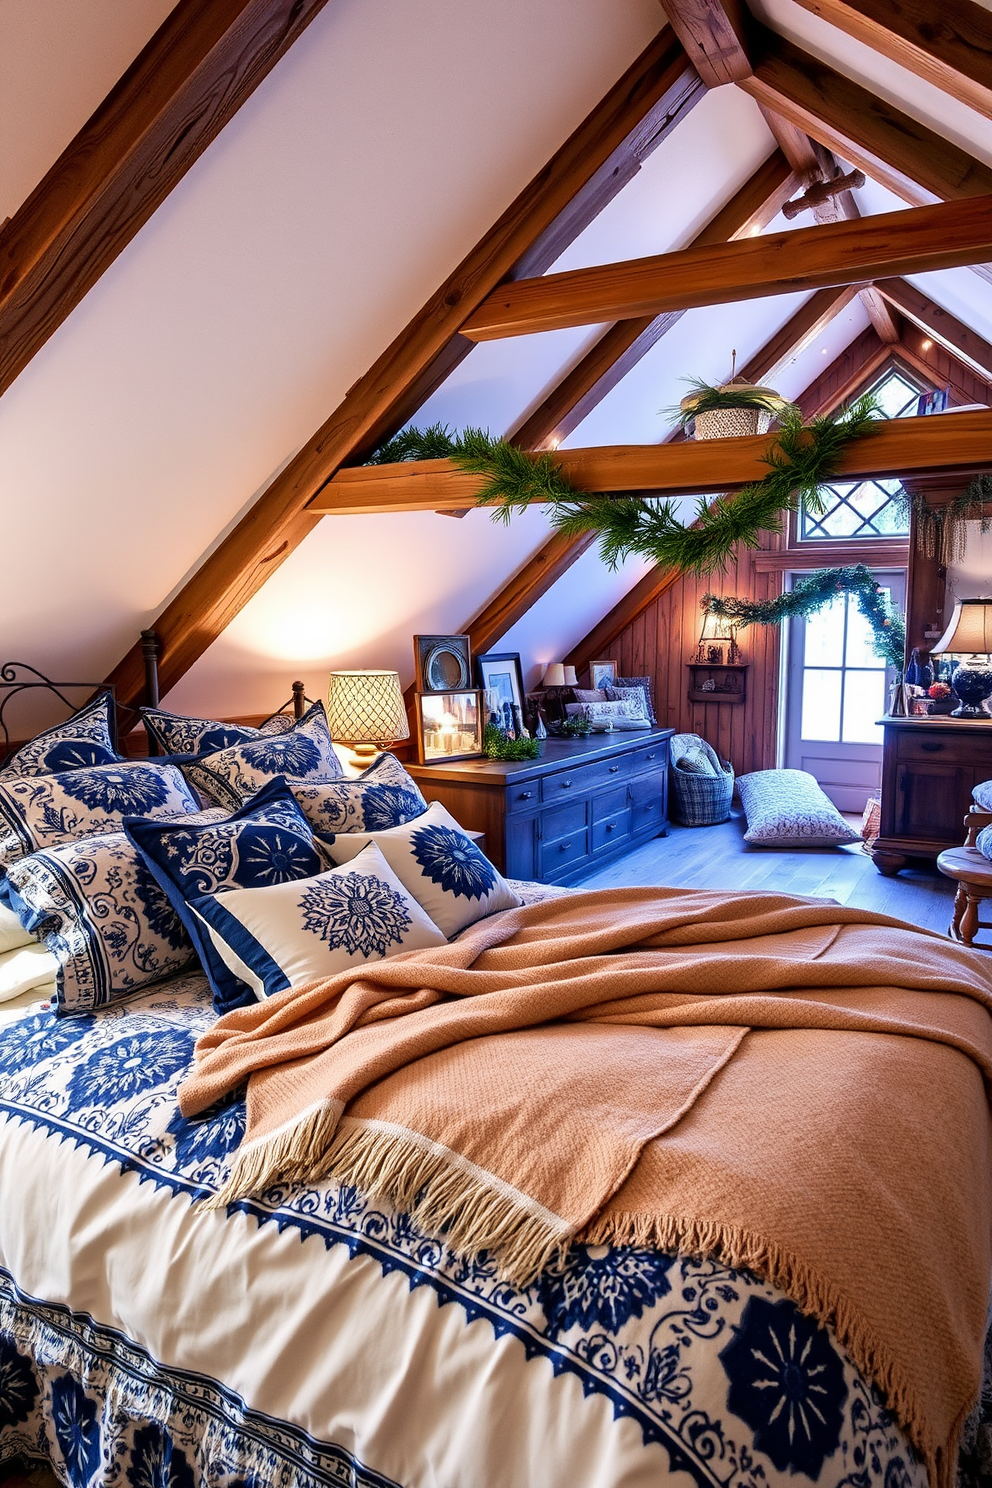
<box><xmin>872</xmin><ymin>717</ymin><xmax>992</xmax><ymax>874</ymax></box>
<box><xmin>407</xmin><ymin>728</ymin><xmax>673</xmax><ymax>885</ymax></box>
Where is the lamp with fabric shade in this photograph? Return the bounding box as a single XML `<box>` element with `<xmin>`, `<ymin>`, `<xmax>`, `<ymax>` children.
<box><xmin>327</xmin><ymin>670</ymin><xmax>410</xmax><ymax>764</ymax></box>
<box><xmin>542</xmin><ymin>663</ymin><xmax>565</xmax><ymax>687</ymax></box>
<box><xmin>931</xmin><ymin>599</ymin><xmax>992</xmax><ymax>719</ymax></box>
<box><xmin>695</xmin><ymin>609</ymin><xmax>741</xmax><ymax>664</ymax></box>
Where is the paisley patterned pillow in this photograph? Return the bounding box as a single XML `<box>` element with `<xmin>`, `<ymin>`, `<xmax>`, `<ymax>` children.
<box><xmin>1</xmin><ymin>693</ymin><xmax>123</xmax><ymax>778</ymax></box>
<box><xmin>140</xmin><ymin>706</ymin><xmax>295</xmax><ymax>756</ymax></box>
<box><xmin>736</xmin><ymin>769</ymin><xmax>861</xmax><ymax>847</ymax></box>
<box><xmin>0</xmin><ymin>761</ymin><xmax>200</xmax><ymax>871</ymax></box>
<box><xmin>178</xmin><ymin>702</ymin><xmax>343</xmax><ymax>809</ymax></box>
<box><xmin>288</xmin><ymin>752</ymin><xmax>427</xmax><ymax>836</ymax></box>
<box><xmin>4</xmin><ymin>829</ymin><xmax>205</xmax><ymax>1013</ymax></box>
<box><xmin>125</xmin><ymin>776</ymin><xmax>331</xmax><ymax>1010</ymax></box>
<box><xmin>188</xmin><ymin>842</ymin><xmax>446</xmax><ymax>1010</ymax></box>
<box><xmin>324</xmin><ymin>799</ymin><xmax>520</xmax><ymax>939</ymax></box>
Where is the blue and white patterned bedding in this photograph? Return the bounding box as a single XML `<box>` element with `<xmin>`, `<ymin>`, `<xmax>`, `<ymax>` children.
<box><xmin>0</xmin><ymin>972</ymin><xmax>925</xmax><ymax>1488</ymax></box>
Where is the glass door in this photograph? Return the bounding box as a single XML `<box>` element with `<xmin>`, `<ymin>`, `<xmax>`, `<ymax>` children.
<box><xmin>783</xmin><ymin>572</ymin><xmax>905</xmax><ymax>813</ymax></box>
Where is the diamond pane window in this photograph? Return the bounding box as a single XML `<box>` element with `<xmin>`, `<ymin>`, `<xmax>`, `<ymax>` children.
<box><xmin>799</xmin><ymin>367</ymin><xmax>921</xmax><ymax>541</ymax></box>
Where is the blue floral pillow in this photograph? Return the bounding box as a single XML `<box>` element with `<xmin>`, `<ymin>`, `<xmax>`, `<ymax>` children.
<box><xmin>188</xmin><ymin>842</ymin><xmax>446</xmax><ymax>1008</ymax></box>
<box><xmin>124</xmin><ymin>776</ymin><xmax>331</xmax><ymax>1011</ymax></box>
<box><xmin>140</xmin><ymin>706</ymin><xmax>295</xmax><ymax>756</ymax></box>
<box><xmin>1</xmin><ymin>693</ymin><xmax>123</xmax><ymax>778</ymax></box>
<box><xmin>289</xmin><ymin>751</ymin><xmax>427</xmax><ymax>836</ymax></box>
<box><xmin>325</xmin><ymin>799</ymin><xmax>520</xmax><ymax>939</ymax></box>
<box><xmin>0</xmin><ymin>761</ymin><xmax>200</xmax><ymax>872</ymax></box>
<box><xmin>976</xmin><ymin>824</ymin><xmax>992</xmax><ymax>861</ymax></box>
<box><xmin>178</xmin><ymin>702</ymin><xmax>343</xmax><ymax>809</ymax></box>
<box><xmin>4</xmin><ymin>829</ymin><xmax>204</xmax><ymax>1014</ymax></box>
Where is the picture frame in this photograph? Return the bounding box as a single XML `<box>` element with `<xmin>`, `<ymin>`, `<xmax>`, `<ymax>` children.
<box><xmin>476</xmin><ymin>651</ymin><xmax>526</xmax><ymax>736</ymax></box>
<box><xmin>589</xmin><ymin>658</ymin><xmax>618</xmax><ymax>691</ymax></box>
<box><xmin>414</xmin><ymin>690</ymin><xmax>484</xmax><ymax>763</ymax></box>
<box><xmin>414</xmin><ymin>635</ymin><xmax>472</xmax><ymax>694</ymax></box>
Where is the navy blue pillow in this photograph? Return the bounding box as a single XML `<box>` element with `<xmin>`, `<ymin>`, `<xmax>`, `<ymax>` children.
<box><xmin>124</xmin><ymin>776</ymin><xmax>329</xmax><ymax>1012</ymax></box>
<box><xmin>1</xmin><ymin>693</ymin><xmax>123</xmax><ymax>777</ymax></box>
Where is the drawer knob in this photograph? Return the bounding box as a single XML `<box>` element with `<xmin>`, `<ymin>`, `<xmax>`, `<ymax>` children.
<box><xmin>609</xmin><ymin>765</ymin><xmax>620</xmax><ymax>773</ymax></box>
<box><xmin>559</xmin><ymin>841</ymin><xmax>571</xmax><ymax>852</ymax></box>
<box><xmin>519</xmin><ymin>790</ymin><xmax>534</xmax><ymax>799</ymax></box>
<box><xmin>605</xmin><ymin>823</ymin><xmax>615</xmax><ymax>832</ymax></box>
<box><xmin>920</xmin><ymin>741</ymin><xmax>942</xmax><ymax>753</ymax></box>
<box><xmin>646</xmin><ymin>752</ymin><xmax>656</xmax><ymax>760</ymax></box>
<box><xmin>560</xmin><ymin>780</ymin><xmax>572</xmax><ymax>789</ymax></box>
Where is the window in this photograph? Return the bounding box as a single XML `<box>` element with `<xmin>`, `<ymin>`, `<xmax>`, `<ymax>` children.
<box><xmin>798</xmin><ymin>367</ymin><xmax>926</xmax><ymax>542</ymax></box>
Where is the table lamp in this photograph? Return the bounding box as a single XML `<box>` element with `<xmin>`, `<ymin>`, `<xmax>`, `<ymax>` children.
<box><xmin>327</xmin><ymin>670</ymin><xmax>410</xmax><ymax>764</ymax></box>
<box><xmin>930</xmin><ymin>599</ymin><xmax>992</xmax><ymax>719</ymax></box>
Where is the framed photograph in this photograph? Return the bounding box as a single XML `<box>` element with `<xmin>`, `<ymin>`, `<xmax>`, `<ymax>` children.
<box><xmin>414</xmin><ymin>635</ymin><xmax>472</xmax><ymax>693</ymax></box>
<box><xmin>589</xmin><ymin>658</ymin><xmax>618</xmax><ymax>691</ymax></box>
<box><xmin>476</xmin><ymin>651</ymin><xmax>526</xmax><ymax>736</ymax></box>
<box><xmin>414</xmin><ymin>690</ymin><xmax>484</xmax><ymax>763</ymax></box>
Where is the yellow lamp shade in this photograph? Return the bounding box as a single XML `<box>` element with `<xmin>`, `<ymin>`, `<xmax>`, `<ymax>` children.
<box><xmin>326</xmin><ymin>670</ymin><xmax>410</xmax><ymax>744</ymax></box>
<box><xmin>931</xmin><ymin>598</ymin><xmax>992</xmax><ymax>656</ymax></box>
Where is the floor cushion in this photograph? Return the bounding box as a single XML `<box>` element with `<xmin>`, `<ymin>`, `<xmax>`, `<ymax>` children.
<box><xmin>737</xmin><ymin>769</ymin><xmax>861</xmax><ymax>848</ymax></box>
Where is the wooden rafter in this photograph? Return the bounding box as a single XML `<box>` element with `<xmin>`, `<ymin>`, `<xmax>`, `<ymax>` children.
<box><xmin>661</xmin><ymin>0</ymin><xmax>753</xmax><ymax>86</ymax></box>
<box><xmin>510</xmin><ymin>148</ymin><xmax>796</xmax><ymax>451</ymax></box>
<box><xmin>459</xmin><ymin>196</ymin><xmax>992</xmax><ymax>340</ymax></box>
<box><xmin>0</xmin><ymin>0</ymin><xmax>335</xmax><ymax>398</ymax></box>
<box><xmin>313</xmin><ymin>408</ymin><xmax>992</xmax><ymax>513</ymax></box>
<box><xmin>790</xmin><ymin>0</ymin><xmax>992</xmax><ymax>124</ymax></box>
<box><xmin>103</xmin><ymin>27</ymin><xmax>703</xmax><ymax>708</ymax></box>
<box><xmin>875</xmin><ymin>278</ymin><xmax>992</xmax><ymax>381</ymax></box>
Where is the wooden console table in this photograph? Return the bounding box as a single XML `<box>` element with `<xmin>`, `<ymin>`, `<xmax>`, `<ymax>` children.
<box><xmin>407</xmin><ymin>728</ymin><xmax>673</xmax><ymax>885</ymax></box>
<box><xmin>872</xmin><ymin>716</ymin><xmax>992</xmax><ymax>875</ymax></box>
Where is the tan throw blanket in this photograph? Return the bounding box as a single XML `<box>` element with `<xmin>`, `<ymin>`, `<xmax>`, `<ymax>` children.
<box><xmin>179</xmin><ymin>887</ymin><xmax>992</xmax><ymax>1487</ymax></box>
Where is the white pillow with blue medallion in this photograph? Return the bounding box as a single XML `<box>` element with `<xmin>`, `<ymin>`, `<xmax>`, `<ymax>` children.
<box><xmin>0</xmin><ymin>693</ymin><xmax>123</xmax><ymax>777</ymax></box>
<box><xmin>288</xmin><ymin>751</ymin><xmax>427</xmax><ymax>835</ymax></box>
<box><xmin>736</xmin><ymin>769</ymin><xmax>861</xmax><ymax>847</ymax></box>
<box><xmin>325</xmin><ymin>799</ymin><xmax>521</xmax><ymax>938</ymax></box>
<box><xmin>0</xmin><ymin>760</ymin><xmax>200</xmax><ymax>871</ymax></box>
<box><xmin>188</xmin><ymin>842</ymin><xmax>446</xmax><ymax>1006</ymax></box>
<box><xmin>140</xmin><ymin>705</ymin><xmax>294</xmax><ymax>756</ymax></box>
<box><xmin>177</xmin><ymin>702</ymin><xmax>343</xmax><ymax>809</ymax></box>
<box><xmin>4</xmin><ymin>827</ymin><xmax>205</xmax><ymax>1013</ymax></box>
<box><xmin>124</xmin><ymin>776</ymin><xmax>333</xmax><ymax>1012</ymax></box>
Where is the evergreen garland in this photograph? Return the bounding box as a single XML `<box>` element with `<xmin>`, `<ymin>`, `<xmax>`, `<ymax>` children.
<box><xmin>703</xmin><ymin>565</ymin><xmax>906</xmax><ymax>669</ymax></box>
<box><xmin>365</xmin><ymin>398</ymin><xmax>880</xmax><ymax>576</ymax></box>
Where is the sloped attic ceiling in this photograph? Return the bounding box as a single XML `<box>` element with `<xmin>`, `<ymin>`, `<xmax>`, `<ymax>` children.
<box><xmin>2</xmin><ymin>0</ymin><xmax>991</xmax><ymax>723</ymax></box>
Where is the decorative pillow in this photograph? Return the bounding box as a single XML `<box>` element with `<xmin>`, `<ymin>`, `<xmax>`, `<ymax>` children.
<box><xmin>0</xmin><ymin>761</ymin><xmax>200</xmax><ymax>871</ymax></box>
<box><xmin>140</xmin><ymin>706</ymin><xmax>296</xmax><ymax>756</ymax></box>
<box><xmin>571</xmin><ymin>688</ymin><xmax>606</xmax><ymax>703</ymax></box>
<box><xmin>736</xmin><ymin>770</ymin><xmax>861</xmax><ymax>847</ymax></box>
<box><xmin>973</xmin><ymin>780</ymin><xmax>992</xmax><ymax>812</ymax></box>
<box><xmin>125</xmin><ymin>777</ymin><xmax>330</xmax><ymax>1006</ymax></box>
<box><xmin>188</xmin><ymin>842</ymin><xmax>446</xmax><ymax>1010</ymax></box>
<box><xmin>288</xmin><ymin>752</ymin><xmax>428</xmax><ymax>836</ymax></box>
<box><xmin>5</xmin><ymin>830</ymin><xmax>197</xmax><ymax>1014</ymax></box>
<box><xmin>0</xmin><ymin>899</ymin><xmax>35</xmax><ymax>953</ymax></box>
<box><xmin>606</xmin><ymin>685</ymin><xmax>651</xmax><ymax>721</ymax></box>
<box><xmin>178</xmin><ymin>702</ymin><xmax>343</xmax><ymax>809</ymax></box>
<box><xmin>976</xmin><ymin>824</ymin><xmax>992</xmax><ymax>862</ymax></box>
<box><xmin>676</xmin><ymin>751</ymin><xmax>717</xmax><ymax>777</ymax></box>
<box><xmin>614</xmin><ymin>675</ymin><xmax>657</xmax><ymax>723</ymax></box>
<box><xmin>325</xmin><ymin>799</ymin><xmax>521</xmax><ymax>939</ymax></box>
<box><xmin>565</xmin><ymin>701</ymin><xmax>652</xmax><ymax>731</ymax></box>
<box><xmin>1</xmin><ymin>693</ymin><xmax>122</xmax><ymax>778</ymax></box>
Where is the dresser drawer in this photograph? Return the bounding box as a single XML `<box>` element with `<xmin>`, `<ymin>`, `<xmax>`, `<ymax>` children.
<box><xmin>539</xmin><ymin>830</ymin><xmax>589</xmax><ymax>876</ymax></box>
<box><xmin>541</xmin><ymin>800</ymin><xmax>587</xmax><ymax>842</ymax></box>
<box><xmin>592</xmin><ymin>807</ymin><xmax>632</xmax><ymax>852</ymax></box>
<box><xmin>627</xmin><ymin>741</ymin><xmax>668</xmax><ymax>775</ymax></box>
<box><xmin>504</xmin><ymin>781</ymin><xmax>540</xmax><ymax>814</ymax></box>
<box><xmin>591</xmin><ymin>785</ymin><xmax>629</xmax><ymax>823</ymax></box>
<box><xmin>541</xmin><ymin>755</ymin><xmax>630</xmax><ymax>802</ymax></box>
<box><xmin>895</xmin><ymin>732</ymin><xmax>961</xmax><ymax>762</ymax></box>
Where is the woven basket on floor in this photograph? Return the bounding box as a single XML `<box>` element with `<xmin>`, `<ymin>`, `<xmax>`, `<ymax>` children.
<box><xmin>669</xmin><ymin>732</ymin><xmax>734</xmax><ymax>827</ymax></box>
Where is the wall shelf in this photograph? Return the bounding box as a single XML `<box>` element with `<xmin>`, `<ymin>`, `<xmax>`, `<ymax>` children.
<box><xmin>686</xmin><ymin>661</ymin><xmax>748</xmax><ymax>705</ymax></box>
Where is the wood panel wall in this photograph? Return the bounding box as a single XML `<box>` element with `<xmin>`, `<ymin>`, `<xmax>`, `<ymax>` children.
<box><xmin>611</xmin><ymin>530</ymin><xmax>786</xmax><ymax>774</ymax></box>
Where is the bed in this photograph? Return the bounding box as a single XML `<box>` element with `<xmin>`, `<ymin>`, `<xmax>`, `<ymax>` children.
<box><xmin>0</xmin><ymin>656</ymin><xmax>988</xmax><ymax>1488</ymax></box>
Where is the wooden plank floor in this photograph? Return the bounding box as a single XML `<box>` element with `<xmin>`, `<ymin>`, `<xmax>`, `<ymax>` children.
<box><xmin>580</xmin><ymin>809</ymin><xmax>974</xmax><ymax>940</ymax></box>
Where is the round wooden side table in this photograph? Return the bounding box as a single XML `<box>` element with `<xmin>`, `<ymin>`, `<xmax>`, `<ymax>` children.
<box><xmin>937</xmin><ymin>845</ymin><xmax>992</xmax><ymax>948</ymax></box>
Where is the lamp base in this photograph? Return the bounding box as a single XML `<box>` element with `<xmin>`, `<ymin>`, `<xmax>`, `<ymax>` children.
<box><xmin>950</xmin><ymin>661</ymin><xmax>992</xmax><ymax>720</ymax></box>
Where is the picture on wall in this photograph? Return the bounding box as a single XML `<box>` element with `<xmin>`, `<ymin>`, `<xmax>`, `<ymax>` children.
<box><xmin>476</xmin><ymin>651</ymin><xmax>526</xmax><ymax>736</ymax></box>
<box><xmin>414</xmin><ymin>690</ymin><xmax>484</xmax><ymax>763</ymax></box>
<box><xmin>589</xmin><ymin>658</ymin><xmax>618</xmax><ymax>691</ymax></box>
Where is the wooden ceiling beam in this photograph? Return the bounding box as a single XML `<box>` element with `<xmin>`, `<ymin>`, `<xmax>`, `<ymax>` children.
<box><xmin>874</xmin><ymin>277</ymin><xmax>992</xmax><ymax>380</ymax></box>
<box><xmin>0</xmin><ymin>0</ymin><xmax>335</xmax><ymax>398</ymax></box>
<box><xmin>459</xmin><ymin>196</ymin><xmax>992</xmax><ymax>340</ymax></box>
<box><xmin>510</xmin><ymin>148</ymin><xmax>796</xmax><ymax>451</ymax></box>
<box><xmin>741</xmin><ymin>31</ymin><xmax>992</xmax><ymax>205</ymax></box>
<box><xmin>661</xmin><ymin>0</ymin><xmax>754</xmax><ymax>86</ymax></box>
<box><xmin>860</xmin><ymin>286</ymin><xmax>902</xmax><ymax>343</ymax></box>
<box><xmin>314</xmin><ymin>408</ymin><xmax>992</xmax><ymax>513</ymax></box>
<box><xmin>790</xmin><ymin>0</ymin><xmax>992</xmax><ymax>124</ymax></box>
<box><xmin>757</xmin><ymin>105</ymin><xmax>826</xmax><ymax>181</ymax></box>
<box><xmin>102</xmin><ymin>27</ymin><xmax>703</xmax><ymax>707</ymax></box>
<box><xmin>738</xmin><ymin>283</ymin><xmax>863</xmax><ymax>384</ymax></box>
